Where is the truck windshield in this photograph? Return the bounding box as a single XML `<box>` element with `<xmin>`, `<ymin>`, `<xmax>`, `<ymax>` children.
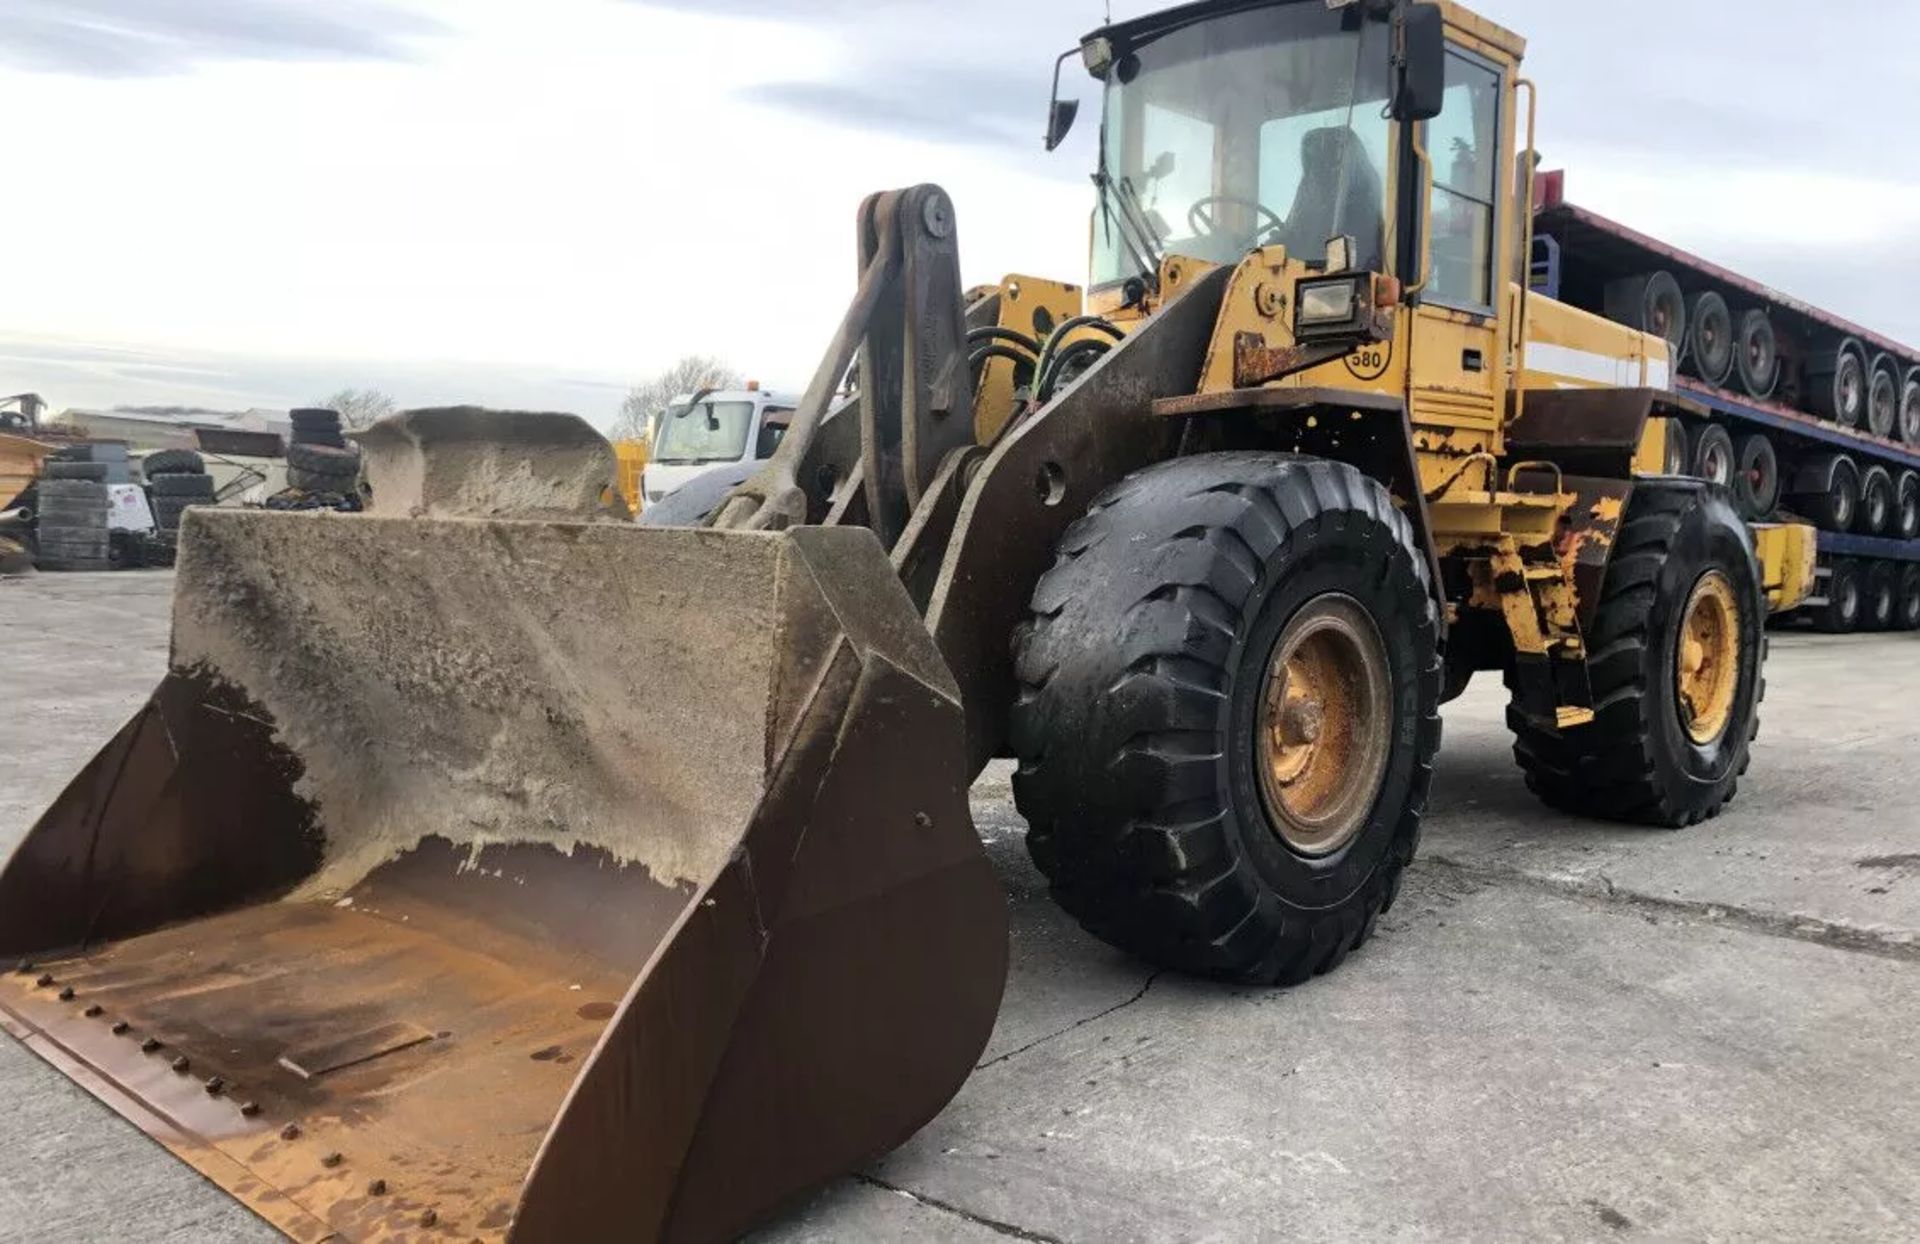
<box><xmin>1092</xmin><ymin>5</ymin><xmax>1393</xmax><ymax>289</ymax></box>
<box><xmin>653</xmin><ymin>400</ymin><xmax>755</xmax><ymax>464</ymax></box>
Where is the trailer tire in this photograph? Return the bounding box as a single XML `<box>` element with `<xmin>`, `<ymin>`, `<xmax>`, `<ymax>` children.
<box><xmin>1896</xmin><ymin>471</ymin><xmax>1920</xmax><ymax>541</ymax></box>
<box><xmin>1605</xmin><ymin>272</ymin><xmax>1686</xmax><ymax>358</ymax></box>
<box><xmin>141</xmin><ymin>449</ymin><xmax>205</xmax><ymax>477</ymax></box>
<box><xmin>1861</xmin><ymin>466</ymin><xmax>1895</xmax><ymax>537</ymax></box>
<box><xmin>1867</xmin><ymin>354</ymin><xmax>1901</xmax><ymax>440</ymax></box>
<box><xmin>1508</xmin><ymin>481</ymin><xmax>1763</xmax><ymax>828</ymax></box>
<box><xmin>1733</xmin><ymin>310</ymin><xmax>1779</xmax><ymax>399</ymax></box>
<box><xmin>1814</xmin><ymin>560</ymin><xmax>1863</xmax><ymax>634</ymax></box>
<box><xmin>1863</xmin><ymin>561</ymin><xmax>1898</xmax><ymax>631</ymax></box>
<box><xmin>1899</xmin><ymin>564</ymin><xmax>1920</xmax><ymax>631</ymax></box>
<box><xmin>1789</xmin><ymin>455</ymin><xmax>1859</xmax><ymax>532</ymax></box>
<box><xmin>1691</xmin><ymin>424</ymin><xmax>1735</xmax><ymax>488</ymax></box>
<box><xmin>1010</xmin><ymin>453</ymin><xmax>1441</xmax><ymax>985</ymax></box>
<box><xmin>1663</xmin><ymin>420</ymin><xmax>1691</xmax><ymax>476</ymax></box>
<box><xmin>1902</xmin><ymin>370</ymin><xmax>1920</xmax><ymax>443</ymax></box>
<box><xmin>1683</xmin><ymin>292</ymin><xmax>1734</xmax><ymax>387</ymax></box>
<box><xmin>1807</xmin><ymin>341</ymin><xmax>1868</xmax><ymax>427</ymax></box>
<box><xmin>1732</xmin><ymin>433</ymin><xmax>1780</xmax><ymax>519</ymax></box>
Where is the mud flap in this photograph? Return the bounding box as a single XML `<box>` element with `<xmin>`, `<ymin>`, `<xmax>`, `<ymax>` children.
<box><xmin>0</xmin><ymin>508</ymin><xmax>1007</xmax><ymax>1242</ymax></box>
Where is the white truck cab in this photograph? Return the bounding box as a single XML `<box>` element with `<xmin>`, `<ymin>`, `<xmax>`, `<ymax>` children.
<box><xmin>641</xmin><ymin>385</ymin><xmax>797</xmax><ymax>506</ymax></box>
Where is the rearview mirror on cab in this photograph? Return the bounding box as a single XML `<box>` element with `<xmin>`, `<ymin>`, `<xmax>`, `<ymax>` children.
<box><xmin>1390</xmin><ymin>3</ymin><xmax>1446</xmax><ymax>122</ymax></box>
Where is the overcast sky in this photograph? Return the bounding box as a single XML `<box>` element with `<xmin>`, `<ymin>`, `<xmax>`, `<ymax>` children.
<box><xmin>5</xmin><ymin>0</ymin><xmax>1918</xmax><ymax>428</ymax></box>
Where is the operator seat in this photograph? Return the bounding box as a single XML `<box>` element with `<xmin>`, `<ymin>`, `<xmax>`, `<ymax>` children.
<box><xmin>1285</xmin><ymin>126</ymin><xmax>1383</xmax><ymax>270</ymax></box>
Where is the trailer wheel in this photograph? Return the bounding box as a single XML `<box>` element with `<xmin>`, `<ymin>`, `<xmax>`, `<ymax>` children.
<box><xmin>1896</xmin><ymin>471</ymin><xmax>1920</xmax><ymax>541</ymax></box>
<box><xmin>1733</xmin><ymin>310</ymin><xmax>1779</xmax><ymax>399</ymax></box>
<box><xmin>1010</xmin><ymin>453</ymin><xmax>1441</xmax><ymax>985</ymax></box>
<box><xmin>1807</xmin><ymin>341</ymin><xmax>1867</xmax><ymax>427</ymax></box>
<box><xmin>1789</xmin><ymin>455</ymin><xmax>1859</xmax><ymax>532</ymax></box>
<box><xmin>1863</xmin><ymin>561</ymin><xmax>1898</xmax><ymax>631</ymax></box>
<box><xmin>1662</xmin><ymin>420</ymin><xmax>1691</xmax><ymax>476</ymax></box>
<box><xmin>1691</xmin><ymin>424</ymin><xmax>1735</xmax><ymax>488</ymax></box>
<box><xmin>1605</xmin><ymin>272</ymin><xmax>1687</xmax><ymax>358</ymax></box>
<box><xmin>1508</xmin><ymin>481</ymin><xmax>1762</xmax><ymax>828</ymax></box>
<box><xmin>1683</xmin><ymin>292</ymin><xmax>1734</xmax><ymax>387</ymax></box>
<box><xmin>1899</xmin><ymin>564</ymin><xmax>1920</xmax><ymax>631</ymax></box>
<box><xmin>1867</xmin><ymin>355</ymin><xmax>1901</xmax><ymax>440</ymax></box>
<box><xmin>1902</xmin><ymin>370</ymin><xmax>1920</xmax><ymax>443</ymax></box>
<box><xmin>1731</xmin><ymin>433</ymin><xmax>1780</xmax><ymax>519</ymax></box>
<box><xmin>1814</xmin><ymin>560</ymin><xmax>1863</xmax><ymax>634</ymax></box>
<box><xmin>1861</xmin><ymin>466</ymin><xmax>1895</xmax><ymax>537</ymax></box>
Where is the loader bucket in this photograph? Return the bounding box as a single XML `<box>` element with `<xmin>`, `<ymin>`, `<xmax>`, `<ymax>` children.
<box><xmin>0</xmin><ymin>506</ymin><xmax>1007</xmax><ymax>1242</ymax></box>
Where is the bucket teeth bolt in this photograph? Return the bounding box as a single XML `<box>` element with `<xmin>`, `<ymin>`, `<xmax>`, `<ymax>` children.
<box><xmin>170</xmin><ymin>1055</ymin><xmax>190</xmax><ymax>1074</ymax></box>
<box><xmin>56</xmin><ymin>986</ymin><xmax>75</xmax><ymax>1002</ymax></box>
<box><xmin>280</xmin><ymin>1123</ymin><xmax>301</xmax><ymax>1140</ymax></box>
<box><xmin>420</xmin><ymin>1209</ymin><xmax>438</xmax><ymax>1227</ymax></box>
<box><xmin>914</xmin><ymin>811</ymin><xmax>933</xmax><ymax>828</ymax></box>
<box><xmin>240</xmin><ymin>1101</ymin><xmax>261</xmax><ymax>1117</ymax></box>
<box><xmin>34</xmin><ymin>974</ymin><xmax>53</xmax><ymax>988</ymax></box>
<box><xmin>321</xmin><ymin>1151</ymin><xmax>343</xmax><ymax>1169</ymax></box>
<box><xmin>367</xmin><ymin>1178</ymin><xmax>388</xmax><ymax>1196</ymax></box>
<box><xmin>83</xmin><ymin>1004</ymin><xmax>103</xmax><ymax>1017</ymax></box>
<box><xmin>14</xmin><ymin>961</ymin><xmax>32</xmax><ymax>975</ymax></box>
<box><xmin>204</xmin><ymin>1076</ymin><xmax>226</xmax><ymax>1095</ymax></box>
<box><xmin>111</xmin><ymin>1021</ymin><xmax>130</xmax><ymax>1035</ymax></box>
<box><xmin>140</xmin><ymin>1037</ymin><xmax>162</xmax><ymax>1053</ymax></box>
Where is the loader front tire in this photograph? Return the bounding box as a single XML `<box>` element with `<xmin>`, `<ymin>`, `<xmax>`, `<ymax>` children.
<box><xmin>1010</xmin><ymin>453</ymin><xmax>1441</xmax><ymax>985</ymax></box>
<box><xmin>1508</xmin><ymin>480</ymin><xmax>1764</xmax><ymax>828</ymax></box>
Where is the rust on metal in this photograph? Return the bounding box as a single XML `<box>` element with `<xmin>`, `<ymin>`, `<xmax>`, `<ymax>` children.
<box><xmin>1151</xmin><ymin>385</ymin><xmax>1406</xmax><ymax>419</ymax></box>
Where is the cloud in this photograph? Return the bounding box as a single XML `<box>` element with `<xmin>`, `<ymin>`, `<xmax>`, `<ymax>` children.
<box><xmin>634</xmin><ymin>0</ymin><xmax>1116</xmax><ymax>169</ymax></box>
<box><xmin>0</xmin><ymin>0</ymin><xmax>446</xmax><ymax>78</ymax></box>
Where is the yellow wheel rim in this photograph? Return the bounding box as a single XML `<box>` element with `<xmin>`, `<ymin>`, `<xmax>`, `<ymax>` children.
<box><xmin>1255</xmin><ymin>595</ymin><xmax>1392</xmax><ymax>857</ymax></box>
<box><xmin>1677</xmin><ymin>571</ymin><xmax>1742</xmax><ymax>746</ymax></box>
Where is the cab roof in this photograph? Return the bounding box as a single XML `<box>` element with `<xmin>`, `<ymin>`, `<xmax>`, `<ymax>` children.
<box><xmin>1084</xmin><ymin>0</ymin><xmax>1523</xmax><ymax>67</ymax></box>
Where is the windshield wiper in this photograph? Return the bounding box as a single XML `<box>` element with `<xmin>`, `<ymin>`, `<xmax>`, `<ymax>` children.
<box><xmin>1093</xmin><ymin>170</ymin><xmax>1162</xmax><ymax>289</ymax></box>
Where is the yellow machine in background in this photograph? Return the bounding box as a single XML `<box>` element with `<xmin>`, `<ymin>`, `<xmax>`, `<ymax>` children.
<box><xmin>612</xmin><ymin>436</ymin><xmax>649</xmax><ymax>511</ymax></box>
<box><xmin>0</xmin><ymin>3</ymin><xmax>1818</xmax><ymax>1241</ymax></box>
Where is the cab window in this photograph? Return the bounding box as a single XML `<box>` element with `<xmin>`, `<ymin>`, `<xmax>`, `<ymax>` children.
<box><xmin>1425</xmin><ymin>49</ymin><xmax>1501</xmax><ymax>312</ymax></box>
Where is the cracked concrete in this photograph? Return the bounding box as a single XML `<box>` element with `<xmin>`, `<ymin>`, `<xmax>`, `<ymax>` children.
<box><xmin>4</xmin><ymin>573</ymin><xmax>1919</xmax><ymax>1242</ymax></box>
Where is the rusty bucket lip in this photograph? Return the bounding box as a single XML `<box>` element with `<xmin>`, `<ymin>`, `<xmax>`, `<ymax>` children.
<box><xmin>1</xmin><ymin>518</ymin><xmax>1003</xmax><ymax>1244</ymax></box>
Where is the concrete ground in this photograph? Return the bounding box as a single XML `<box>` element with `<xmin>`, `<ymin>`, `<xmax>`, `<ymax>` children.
<box><xmin>3</xmin><ymin>569</ymin><xmax>1917</xmax><ymax>1242</ymax></box>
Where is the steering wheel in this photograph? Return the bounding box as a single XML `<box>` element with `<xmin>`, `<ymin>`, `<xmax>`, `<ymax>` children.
<box><xmin>1187</xmin><ymin>196</ymin><xmax>1286</xmax><ymax>245</ymax></box>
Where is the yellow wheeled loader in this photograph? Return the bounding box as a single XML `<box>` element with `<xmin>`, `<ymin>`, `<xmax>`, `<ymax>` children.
<box><xmin>0</xmin><ymin>2</ymin><xmax>1814</xmax><ymax>1241</ymax></box>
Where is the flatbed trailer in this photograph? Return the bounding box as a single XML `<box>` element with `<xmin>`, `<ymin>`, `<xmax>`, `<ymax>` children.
<box><xmin>1532</xmin><ymin>181</ymin><xmax>1920</xmax><ymax>633</ymax></box>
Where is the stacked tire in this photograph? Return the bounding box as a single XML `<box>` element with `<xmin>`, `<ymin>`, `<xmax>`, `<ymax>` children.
<box><xmin>286</xmin><ymin>408</ymin><xmax>362</xmax><ymax>495</ymax></box>
<box><xmin>145</xmin><ymin>449</ymin><xmax>215</xmax><ymax>566</ymax></box>
<box><xmin>34</xmin><ymin>459</ymin><xmax>112</xmax><ymax>572</ymax></box>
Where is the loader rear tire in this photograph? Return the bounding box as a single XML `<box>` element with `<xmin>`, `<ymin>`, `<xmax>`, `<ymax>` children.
<box><xmin>1508</xmin><ymin>480</ymin><xmax>1763</xmax><ymax>828</ymax></box>
<box><xmin>1010</xmin><ymin>453</ymin><xmax>1441</xmax><ymax>985</ymax></box>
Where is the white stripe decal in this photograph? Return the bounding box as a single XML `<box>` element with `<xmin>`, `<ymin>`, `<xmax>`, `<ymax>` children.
<box><xmin>1526</xmin><ymin>342</ymin><xmax>1644</xmax><ymax>388</ymax></box>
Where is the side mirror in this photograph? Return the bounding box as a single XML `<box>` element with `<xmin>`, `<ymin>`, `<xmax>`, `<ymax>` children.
<box><xmin>1045</xmin><ymin>98</ymin><xmax>1081</xmax><ymax>152</ymax></box>
<box><xmin>1146</xmin><ymin>150</ymin><xmax>1176</xmax><ymax>181</ymax></box>
<box><xmin>1390</xmin><ymin>3</ymin><xmax>1446</xmax><ymax>122</ymax></box>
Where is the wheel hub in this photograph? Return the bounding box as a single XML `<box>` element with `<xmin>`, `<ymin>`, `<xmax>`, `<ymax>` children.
<box><xmin>1256</xmin><ymin>595</ymin><xmax>1392</xmax><ymax>857</ymax></box>
<box><xmin>1676</xmin><ymin>571</ymin><xmax>1741</xmax><ymax>746</ymax></box>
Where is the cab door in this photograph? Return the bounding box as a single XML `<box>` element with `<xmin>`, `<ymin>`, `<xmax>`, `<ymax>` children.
<box><xmin>1406</xmin><ymin>42</ymin><xmax>1511</xmax><ymax>486</ymax></box>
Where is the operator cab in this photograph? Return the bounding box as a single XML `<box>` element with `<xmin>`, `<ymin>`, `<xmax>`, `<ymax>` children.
<box><xmin>1058</xmin><ymin>0</ymin><xmax>1509</xmax><ymax>324</ymax></box>
<box><xmin>642</xmin><ymin>385</ymin><xmax>797</xmax><ymax>506</ymax></box>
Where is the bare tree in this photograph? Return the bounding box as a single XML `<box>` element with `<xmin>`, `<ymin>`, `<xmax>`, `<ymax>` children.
<box><xmin>319</xmin><ymin>387</ymin><xmax>398</xmax><ymax>430</ymax></box>
<box><xmin>612</xmin><ymin>355</ymin><xmax>743</xmax><ymax>441</ymax></box>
